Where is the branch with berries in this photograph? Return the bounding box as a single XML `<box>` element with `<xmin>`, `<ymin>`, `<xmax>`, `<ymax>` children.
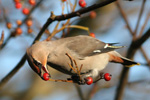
<box><xmin>1</xmin><ymin>0</ymin><xmax>43</xmax><ymax>49</ymax></box>
<box><xmin>41</xmin><ymin>53</ymin><xmax>112</xmax><ymax>85</ymax></box>
<box><xmin>0</xmin><ymin>0</ymin><xmax>116</xmax><ymax>90</ymax></box>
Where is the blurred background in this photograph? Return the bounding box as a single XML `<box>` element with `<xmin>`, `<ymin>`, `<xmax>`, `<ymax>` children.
<box><xmin>0</xmin><ymin>0</ymin><xmax>150</xmax><ymax>100</ymax></box>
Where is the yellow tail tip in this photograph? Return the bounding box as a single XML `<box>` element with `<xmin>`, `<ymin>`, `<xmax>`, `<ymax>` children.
<box><xmin>126</xmin><ymin>63</ymin><xmax>140</xmax><ymax>67</ymax></box>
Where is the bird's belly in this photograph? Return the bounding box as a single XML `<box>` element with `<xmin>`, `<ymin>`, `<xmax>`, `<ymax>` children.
<box><xmin>78</xmin><ymin>54</ymin><xmax>109</xmax><ymax>73</ymax></box>
<box><xmin>47</xmin><ymin>52</ymin><xmax>109</xmax><ymax>75</ymax></box>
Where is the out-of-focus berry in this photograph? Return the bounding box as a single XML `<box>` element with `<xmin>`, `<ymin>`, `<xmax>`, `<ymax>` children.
<box><xmin>22</xmin><ymin>8</ymin><xmax>30</xmax><ymax>15</ymax></box>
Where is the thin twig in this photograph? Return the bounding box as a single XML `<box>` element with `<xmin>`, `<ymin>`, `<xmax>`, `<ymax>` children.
<box><xmin>134</xmin><ymin>28</ymin><xmax>150</xmax><ymax>49</ymax></box>
<box><xmin>0</xmin><ymin>0</ymin><xmax>43</xmax><ymax>49</ymax></box>
<box><xmin>115</xmin><ymin>1</ymin><xmax>150</xmax><ymax>100</ymax></box>
<box><xmin>49</xmin><ymin>78</ymin><xmax>73</xmax><ymax>83</ymax></box>
<box><xmin>0</xmin><ymin>54</ymin><xmax>26</xmax><ymax>90</ymax></box>
<box><xmin>79</xmin><ymin>64</ymin><xmax>83</xmax><ymax>74</ymax></box>
<box><xmin>0</xmin><ymin>31</ymin><xmax>4</xmax><ymax>48</ymax></box>
<box><xmin>74</xmin><ymin>84</ymin><xmax>85</xmax><ymax>100</ymax></box>
<box><xmin>140</xmin><ymin>47</ymin><xmax>150</xmax><ymax>67</ymax></box>
<box><xmin>68</xmin><ymin>63</ymin><xmax>77</xmax><ymax>73</ymax></box>
<box><xmin>87</xmin><ymin>83</ymin><xmax>98</xmax><ymax>100</ymax></box>
<box><xmin>116</xmin><ymin>0</ymin><xmax>134</xmax><ymax>36</ymax></box>
<box><xmin>115</xmin><ymin>24</ymin><xmax>150</xmax><ymax>100</ymax></box>
<box><xmin>138</xmin><ymin>11</ymin><xmax>150</xmax><ymax>38</ymax></box>
<box><xmin>134</xmin><ymin>0</ymin><xmax>146</xmax><ymax>35</ymax></box>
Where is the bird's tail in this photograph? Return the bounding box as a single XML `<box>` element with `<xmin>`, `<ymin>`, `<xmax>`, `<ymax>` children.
<box><xmin>109</xmin><ymin>51</ymin><xmax>140</xmax><ymax>67</ymax></box>
<box><xmin>120</xmin><ymin>57</ymin><xmax>140</xmax><ymax>67</ymax></box>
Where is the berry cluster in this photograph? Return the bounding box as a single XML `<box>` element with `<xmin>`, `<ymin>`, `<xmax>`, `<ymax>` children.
<box><xmin>61</xmin><ymin>0</ymin><xmax>86</xmax><ymax>8</ymax></box>
<box><xmin>14</xmin><ymin>0</ymin><xmax>36</xmax><ymax>15</ymax></box>
<box><xmin>6</xmin><ymin>0</ymin><xmax>35</xmax><ymax>36</ymax></box>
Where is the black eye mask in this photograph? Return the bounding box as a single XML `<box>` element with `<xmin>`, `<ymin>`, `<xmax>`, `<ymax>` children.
<box><xmin>32</xmin><ymin>57</ymin><xmax>42</xmax><ymax>70</ymax></box>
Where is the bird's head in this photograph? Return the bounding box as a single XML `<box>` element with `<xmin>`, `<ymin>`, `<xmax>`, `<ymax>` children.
<box><xmin>26</xmin><ymin>42</ymin><xmax>50</xmax><ymax>80</ymax></box>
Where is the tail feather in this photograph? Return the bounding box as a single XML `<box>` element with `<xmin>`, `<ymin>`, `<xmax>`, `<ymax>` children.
<box><xmin>108</xmin><ymin>51</ymin><xmax>140</xmax><ymax>67</ymax></box>
<box><xmin>120</xmin><ymin>57</ymin><xmax>140</xmax><ymax>67</ymax></box>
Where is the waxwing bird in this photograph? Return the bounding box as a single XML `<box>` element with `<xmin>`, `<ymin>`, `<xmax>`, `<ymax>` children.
<box><xmin>26</xmin><ymin>35</ymin><xmax>140</xmax><ymax>83</ymax></box>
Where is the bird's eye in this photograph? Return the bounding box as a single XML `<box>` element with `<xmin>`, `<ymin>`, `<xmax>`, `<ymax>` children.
<box><xmin>36</xmin><ymin>62</ymin><xmax>41</xmax><ymax>66</ymax></box>
<box><xmin>33</xmin><ymin>58</ymin><xmax>42</xmax><ymax>69</ymax></box>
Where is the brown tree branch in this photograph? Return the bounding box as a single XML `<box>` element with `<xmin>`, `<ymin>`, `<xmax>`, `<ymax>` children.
<box><xmin>116</xmin><ymin>0</ymin><xmax>134</xmax><ymax>36</ymax></box>
<box><xmin>115</xmin><ymin>27</ymin><xmax>150</xmax><ymax>100</ymax></box>
<box><xmin>138</xmin><ymin>11</ymin><xmax>150</xmax><ymax>38</ymax></box>
<box><xmin>87</xmin><ymin>83</ymin><xmax>98</xmax><ymax>100</ymax></box>
<box><xmin>115</xmin><ymin>1</ymin><xmax>150</xmax><ymax>100</ymax></box>
<box><xmin>74</xmin><ymin>84</ymin><xmax>85</xmax><ymax>100</ymax></box>
<box><xmin>0</xmin><ymin>31</ymin><xmax>4</xmax><ymax>48</ymax></box>
<box><xmin>0</xmin><ymin>0</ymin><xmax>117</xmax><ymax>90</ymax></box>
<box><xmin>134</xmin><ymin>0</ymin><xmax>146</xmax><ymax>35</ymax></box>
<box><xmin>140</xmin><ymin>47</ymin><xmax>150</xmax><ymax>67</ymax></box>
<box><xmin>133</xmin><ymin>28</ymin><xmax>150</xmax><ymax>49</ymax></box>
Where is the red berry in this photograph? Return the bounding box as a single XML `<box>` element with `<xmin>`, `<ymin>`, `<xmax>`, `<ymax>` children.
<box><xmin>90</xmin><ymin>32</ymin><xmax>95</xmax><ymax>38</ymax></box>
<box><xmin>28</xmin><ymin>28</ymin><xmax>33</xmax><ymax>34</ymax></box>
<box><xmin>28</xmin><ymin>0</ymin><xmax>36</xmax><ymax>6</ymax></box>
<box><xmin>104</xmin><ymin>73</ymin><xmax>112</xmax><ymax>81</ymax></box>
<box><xmin>79</xmin><ymin>0</ymin><xmax>86</xmax><ymax>8</ymax></box>
<box><xmin>43</xmin><ymin>73</ymin><xmax>50</xmax><ymax>81</ymax></box>
<box><xmin>22</xmin><ymin>8</ymin><xmax>30</xmax><ymax>15</ymax></box>
<box><xmin>90</xmin><ymin>11</ymin><xmax>96</xmax><ymax>19</ymax></box>
<box><xmin>85</xmin><ymin>77</ymin><xmax>93</xmax><ymax>85</ymax></box>
<box><xmin>15</xmin><ymin>27</ymin><xmax>22</xmax><ymax>35</ymax></box>
<box><xmin>16</xmin><ymin>20</ymin><xmax>22</xmax><ymax>25</ymax></box>
<box><xmin>15</xmin><ymin>2</ymin><xmax>22</xmax><ymax>9</ymax></box>
<box><xmin>26</xmin><ymin>19</ymin><xmax>33</xmax><ymax>27</ymax></box>
<box><xmin>6</xmin><ymin>22</ymin><xmax>12</xmax><ymax>29</ymax></box>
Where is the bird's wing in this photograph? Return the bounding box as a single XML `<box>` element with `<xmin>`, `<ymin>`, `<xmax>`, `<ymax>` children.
<box><xmin>66</xmin><ymin>36</ymin><xmax>124</xmax><ymax>58</ymax></box>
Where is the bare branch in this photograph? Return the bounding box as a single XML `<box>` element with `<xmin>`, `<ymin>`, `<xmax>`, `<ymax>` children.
<box><xmin>35</xmin><ymin>0</ymin><xmax>117</xmax><ymax>42</ymax></box>
<box><xmin>116</xmin><ymin>0</ymin><xmax>134</xmax><ymax>37</ymax></box>
<box><xmin>140</xmin><ymin>47</ymin><xmax>150</xmax><ymax>67</ymax></box>
<box><xmin>0</xmin><ymin>54</ymin><xmax>26</xmax><ymax>90</ymax></box>
<box><xmin>115</xmin><ymin>27</ymin><xmax>150</xmax><ymax>100</ymax></box>
<box><xmin>138</xmin><ymin>11</ymin><xmax>150</xmax><ymax>38</ymax></box>
<box><xmin>0</xmin><ymin>0</ymin><xmax>44</xmax><ymax>49</ymax></box>
<box><xmin>134</xmin><ymin>0</ymin><xmax>146</xmax><ymax>35</ymax></box>
<box><xmin>0</xmin><ymin>31</ymin><xmax>4</xmax><ymax>48</ymax></box>
<box><xmin>134</xmin><ymin>28</ymin><xmax>150</xmax><ymax>49</ymax></box>
<box><xmin>115</xmin><ymin>1</ymin><xmax>150</xmax><ymax>100</ymax></box>
<box><xmin>87</xmin><ymin>83</ymin><xmax>98</xmax><ymax>100</ymax></box>
<box><xmin>74</xmin><ymin>84</ymin><xmax>85</xmax><ymax>100</ymax></box>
